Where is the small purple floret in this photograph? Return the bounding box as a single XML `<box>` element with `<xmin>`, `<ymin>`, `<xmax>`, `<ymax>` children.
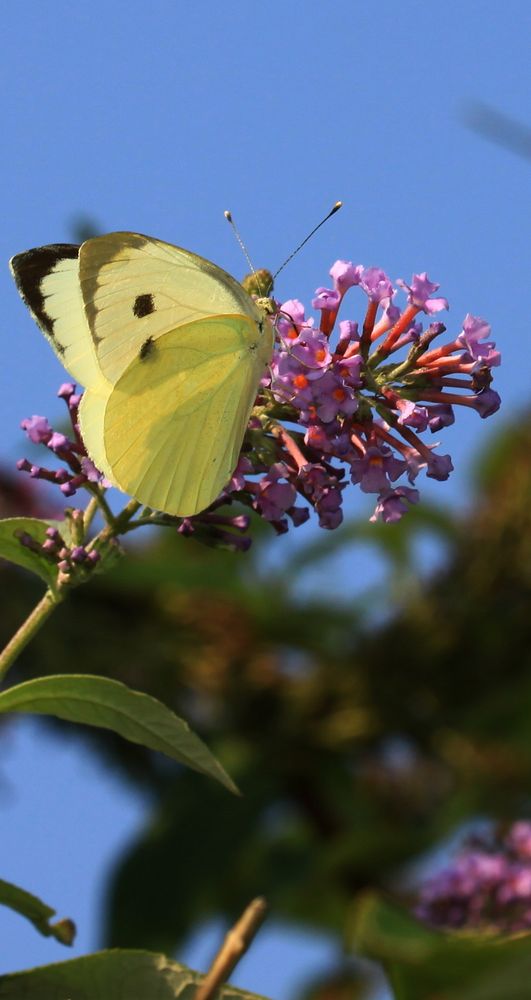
<box><xmin>21</xmin><ymin>416</ymin><xmax>52</xmax><ymax>444</ymax></box>
<box><xmin>398</xmin><ymin>273</ymin><xmax>449</xmax><ymax>314</ymax></box>
<box><xmin>329</xmin><ymin>260</ymin><xmax>363</xmax><ymax>294</ymax></box>
<box><xmin>370</xmin><ymin>486</ymin><xmax>420</xmax><ymax>524</ymax></box>
<box><xmin>311</xmin><ymin>289</ymin><xmax>341</xmax><ymax>322</ymax></box>
<box><xmin>360</xmin><ymin>267</ymin><xmax>394</xmax><ymax>304</ymax></box>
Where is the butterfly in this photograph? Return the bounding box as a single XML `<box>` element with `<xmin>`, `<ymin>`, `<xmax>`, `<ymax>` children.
<box><xmin>10</xmin><ymin>233</ymin><xmax>274</xmax><ymax>516</ymax></box>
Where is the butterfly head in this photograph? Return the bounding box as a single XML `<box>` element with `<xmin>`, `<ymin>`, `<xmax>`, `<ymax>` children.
<box><xmin>241</xmin><ymin>268</ymin><xmax>276</xmax><ymax>319</ymax></box>
<box><xmin>242</xmin><ymin>268</ymin><xmax>273</xmax><ymax>298</ymax></box>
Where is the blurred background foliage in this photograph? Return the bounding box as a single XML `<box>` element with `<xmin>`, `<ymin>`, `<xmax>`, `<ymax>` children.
<box><xmin>1</xmin><ymin>407</ymin><xmax>530</xmax><ymax>998</ymax></box>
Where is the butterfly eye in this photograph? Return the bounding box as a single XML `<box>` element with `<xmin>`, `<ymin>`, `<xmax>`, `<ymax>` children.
<box><xmin>133</xmin><ymin>293</ymin><xmax>155</xmax><ymax>318</ymax></box>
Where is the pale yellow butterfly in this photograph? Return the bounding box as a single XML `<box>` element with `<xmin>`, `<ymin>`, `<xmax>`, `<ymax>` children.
<box><xmin>10</xmin><ymin>233</ymin><xmax>274</xmax><ymax>516</ymax></box>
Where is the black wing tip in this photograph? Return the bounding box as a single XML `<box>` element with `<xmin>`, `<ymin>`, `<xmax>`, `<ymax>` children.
<box><xmin>10</xmin><ymin>242</ymin><xmax>80</xmax><ymax>283</ymax></box>
<box><xmin>9</xmin><ymin>243</ymin><xmax>80</xmax><ymax>336</ymax></box>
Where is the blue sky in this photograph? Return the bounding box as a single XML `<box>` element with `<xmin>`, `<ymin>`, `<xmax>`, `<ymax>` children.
<box><xmin>0</xmin><ymin>1</ymin><xmax>529</xmax><ymax>996</ymax></box>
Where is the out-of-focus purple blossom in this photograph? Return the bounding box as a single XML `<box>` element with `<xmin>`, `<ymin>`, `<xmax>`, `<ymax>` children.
<box><xmin>506</xmin><ymin>823</ymin><xmax>531</xmax><ymax>860</ymax></box>
<box><xmin>415</xmin><ymin>822</ymin><xmax>531</xmax><ymax>933</ymax></box>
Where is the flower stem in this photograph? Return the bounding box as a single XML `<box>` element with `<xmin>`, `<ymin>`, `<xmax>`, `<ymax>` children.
<box><xmin>92</xmin><ymin>488</ymin><xmax>117</xmax><ymax>527</ymax></box>
<box><xmin>83</xmin><ymin>496</ymin><xmax>99</xmax><ymax>532</ymax></box>
<box><xmin>194</xmin><ymin>897</ymin><xmax>267</xmax><ymax>1000</ymax></box>
<box><xmin>0</xmin><ymin>589</ymin><xmax>62</xmax><ymax>684</ymax></box>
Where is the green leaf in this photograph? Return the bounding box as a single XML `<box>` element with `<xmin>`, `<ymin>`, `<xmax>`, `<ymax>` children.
<box><xmin>0</xmin><ymin>675</ymin><xmax>237</xmax><ymax>793</ymax></box>
<box><xmin>348</xmin><ymin>891</ymin><xmax>531</xmax><ymax>1000</ymax></box>
<box><xmin>0</xmin><ymin>949</ymin><xmax>270</xmax><ymax>1000</ymax></box>
<box><xmin>0</xmin><ymin>518</ymin><xmax>65</xmax><ymax>587</ymax></box>
<box><xmin>0</xmin><ymin>878</ymin><xmax>75</xmax><ymax>946</ymax></box>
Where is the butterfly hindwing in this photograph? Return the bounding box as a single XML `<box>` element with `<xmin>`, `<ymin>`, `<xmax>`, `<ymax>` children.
<box><xmin>79</xmin><ymin>315</ymin><xmax>272</xmax><ymax>516</ymax></box>
<box><xmin>9</xmin><ymin>244</ymin><xmax>106</xmax><ymax>389</ymax></box>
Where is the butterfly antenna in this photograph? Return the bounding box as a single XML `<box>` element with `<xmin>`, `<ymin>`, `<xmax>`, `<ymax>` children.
<box><xmin>273</xmin><ymin>200</ymin><xmax>342</xmax><ymax>281</ymax></box>
<box><xmin>224</xmin><ymin>210</ymin><xmax>256</xmax><ymax>274</ymax></box>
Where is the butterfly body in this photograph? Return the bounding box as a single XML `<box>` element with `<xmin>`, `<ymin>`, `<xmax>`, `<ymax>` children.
<box><xmin>10</xmin><ymin>233</ymin><xmax>274</xmax><ymax>516</ymax></box>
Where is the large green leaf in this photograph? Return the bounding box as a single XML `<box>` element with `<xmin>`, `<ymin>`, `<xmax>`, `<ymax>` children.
<box><xmin>0</xmin><ymin>675</ymin><xmax>237</xmax><ymax>793</ymax></box>
<box><xmin>348</xmin><ymin>892</ymin><xmax>531</xmax><ymax>1000</ymax></box>
<box><xmin>0</xmin><ymin>949</ymin><xmax>269</xmax><ymax>1000</ymax></box>
<box><xmin>0</xmin><ymin>518</ymin><xmax>66</xmax><ymax>587</ymax></box>
<box><xmin>0</xmin><ymin>878</ymin><xmax>75</xmax><ymax>946</ymax></box>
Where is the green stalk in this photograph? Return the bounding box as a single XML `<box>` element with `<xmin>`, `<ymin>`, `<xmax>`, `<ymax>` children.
<box><xmin>0</xmin><ymin>589</ymin><xmax>63</xmax><ymax>684</ymax></box>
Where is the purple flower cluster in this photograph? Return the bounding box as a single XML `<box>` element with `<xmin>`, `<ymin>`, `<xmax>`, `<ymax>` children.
<box><xmin>18</xmin><ymin>383</ymin><xmax>107</xmax><ymax>498</ymax></box>
<box><xmin>16</xmin><ymin>260</ymin><xmax>501</xmax><ymax>549</ymax></box>
<box><xmin>162</xmin><ymin>261</ymin><xmax>500</xmax><ymax>542</ymax></box>
<box><xmin>248</xmin><ymin>261</ymin><xmax>500</xmax><ymax>528</ymax></box>
<box><xmin>415</xmin><ymin>822</ymin><xmax>531</xmax><ymax>933</ymax></box>
<box><xmin>16</xmin><ymin>514</ymin><xmax>101</xmax><ymax>584</ymax></box>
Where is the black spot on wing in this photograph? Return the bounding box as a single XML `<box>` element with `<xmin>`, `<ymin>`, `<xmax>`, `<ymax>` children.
<box><xmin>139</xmin><ymin>336</ymin><xmax>155</xmax><ymax>360</ymax></box>
<box><xmin>133</xmin><ymin>293</ymin><xmax>155</xmax><ymax>318</ymax></box>
<box><xmin>10</xmin><ymin>244</ymin><xmax>79</xmax><ymax>337</ymax></box>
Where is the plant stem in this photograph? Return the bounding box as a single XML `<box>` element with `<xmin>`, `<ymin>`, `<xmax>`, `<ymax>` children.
<box><xmin>194</xmin><ymin>897</ymin><xmax>267</xmax><ymax>1000</ymax></box>
<box><xmin>0</xmin><ymin>589</ymin><xmax>62</xmax><ymax>684</ymax></box>
<box><xmin>116</xmin><ymin>499</ymin><xmax>142</xmax><ymax>527</ymax></box>
<box><xmin>92</xmin><ymin>489</ymin><xmax>117</xmax><ymax>528</ymax></box>
<box><xmin>83</xmin><ymin>496</ymin><xmax>99</xmax><ymax>533</ymax></box>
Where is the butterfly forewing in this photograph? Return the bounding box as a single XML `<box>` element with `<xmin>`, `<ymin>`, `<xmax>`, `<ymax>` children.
<box><xmin>78</xmin><ymin>232</ymin><xmax>265</xmax><ymax>383</ymax></box>
<box><xmin>9</xmin><ymin>245</ymin><xmax>106</xmax><ymax>389</ymax></box>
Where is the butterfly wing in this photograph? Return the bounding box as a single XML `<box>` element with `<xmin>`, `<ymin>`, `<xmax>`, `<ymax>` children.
<box><xmin>9</xmin><ymin>244</ymin><xmax>106</xmax><ymax>389</ymax></box>
<box><xmin>80</xmin><ymin>314</ymin><xmax>273</xmax><ymax>516</ymax></box>
<box><xmin>12</xmin><ymin>230</ymin><xmax>274</xmax><ymax>516</ymax></box>
<box><xmin>78</xmin><ymin>232</ymin><xmax>266</xmax><ymax>383</ymax></box>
